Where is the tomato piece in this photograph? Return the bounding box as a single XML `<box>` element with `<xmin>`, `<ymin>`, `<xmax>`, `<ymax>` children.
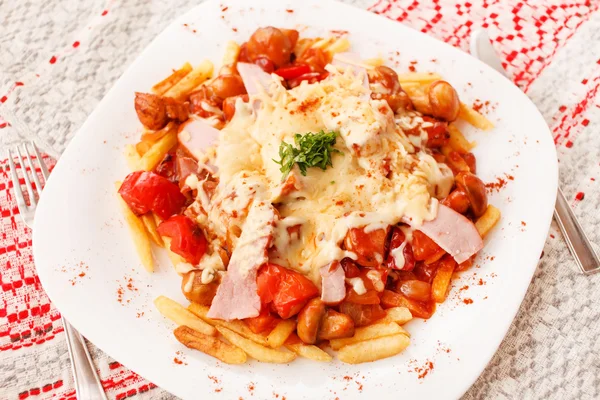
<box><xmin>118</xmin><ymin>171</ymin><xmax>186</xmax><ymax>220</ymax></box>
<box><xmin>422</xmin><ymin>116</ymin><xmax>449</xmax><ymax>148</ymax></box>
<box><xmin>343</xmin><ymin>227</ymin><xmax>390</xmax><ymax>268</ymax></box>
<box><xmin>274</xmin><ymin>64</ymin><xmax>311</xmax><ymax>80</ymax></box>
<box><xmin>256</xmin><ymin>263</ymin><xmax>319</xmax><ymax>319</ymax></box>
<box><xmin>339</xmin><ymin>302</ymin><xmax>386</xmax><ymax>327</ymax></box>
<box><xmin>380</xmin><ymin>290</ymin><xmax>435</xmax><ymax>319</ymax></box>
<box><xmin>411</xmin><ymin>230</ymin><xmax>445</xmax><ymax>262</ymax></box>
<box><xmin>385</xmin><ymin>226</ymin><xmax>416</xmax><ymax>271</ymax></box>
<box><xmin>245</xmin><ymin>308</ymin><xmax>279</xmax><ymax>334</ymax></box>
<box><xmin>345</xmin><ymin>289</ymin><xmax>381</xmax><ymax>305</ymax></box>
<box><xmin>287</xmin><ymin>72</ymin><xmax>328</xmax><ymax>89</ymax></box>
<box><xmin>157</xmin><ymin>215</ymin><xmax>207</xmax><ymax>264</ymax></box>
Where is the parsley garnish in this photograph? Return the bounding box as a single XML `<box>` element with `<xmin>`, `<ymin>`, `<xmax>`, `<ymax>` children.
<box><xmin>274</xmin><ymin>130</ymin><xmax>342</xmax><ymax>181</ymax></box>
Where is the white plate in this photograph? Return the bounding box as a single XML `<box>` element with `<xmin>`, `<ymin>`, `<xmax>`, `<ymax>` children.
<box><xmin>33</xmin><ymin>0</ymin><xmax>558</xmax><ymax>398</ymax></box>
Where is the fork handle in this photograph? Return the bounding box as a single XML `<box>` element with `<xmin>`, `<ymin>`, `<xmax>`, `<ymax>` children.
<box><xmin>62</xmin><ymin>317</ymin><xmax>108</xmax><ymax>400</ymax></box>
<box><xmin>554</xmin><ymin>188</ymin><xmax>600</xmax><ymax>274</ymax></box>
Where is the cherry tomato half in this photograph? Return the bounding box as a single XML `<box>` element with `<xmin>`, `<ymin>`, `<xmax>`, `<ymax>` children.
<box><xmin>256</xmin><ymin>263</ymin><xmax>319</xmax><ymax>319</ymax></box>
<box><xmin>157</xmin><ymin>215</ymin><xmax>208</xmax><ymax>265</ymax></box>
<box><xmin>118</xmin><ymin>171</ymin><xmax>186</xmax><ymax>220</ymax></box>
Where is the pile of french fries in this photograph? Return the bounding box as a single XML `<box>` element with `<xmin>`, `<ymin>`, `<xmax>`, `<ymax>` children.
<box><xmin>155</xmin><ymin>295</ymin><xmax>413</xmax><ymax>364</ymax></box>
<box><xmin>114</xmin><ymin>35</ymin><xmax>502</xmax><ymax>365</ymax></box>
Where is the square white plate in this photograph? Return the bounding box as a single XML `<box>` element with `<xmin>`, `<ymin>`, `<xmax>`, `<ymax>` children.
<box><xmin>33</xmin><ymin>0</ymin><xmax>557</xmax><ymax>398</ymax></box>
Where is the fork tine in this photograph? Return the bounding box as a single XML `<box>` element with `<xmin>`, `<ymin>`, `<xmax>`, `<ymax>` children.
<box><xmin>15</xmin><ymin>146</ymin><xmax>37</xmax><ymax>206</ymax></box>
<box><xmin>31</xmin><ymin>141</ymin><xmax>50</xmax><ymax>181</ymax></box>
<box><xmin>23</xmin><ymin>143</ymin><xmax>44</xmax><ymax>192</ymax></box>
<box><xmin>7</xmin><ymin>150</ymin><xmax>28</xmax><ymax>213</ymax></box>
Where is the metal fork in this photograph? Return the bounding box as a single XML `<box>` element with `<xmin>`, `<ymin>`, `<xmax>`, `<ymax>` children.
<box><xmin>7</xmin><ymin>141</ymin><xmax>108</xmax><ymax>400</ymax></box>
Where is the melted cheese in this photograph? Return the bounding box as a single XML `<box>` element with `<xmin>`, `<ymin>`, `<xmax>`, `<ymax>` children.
<box><xmin>190</xmin><ymin>66</ymin><xmax>454</xmax><ymax>286</ymax></box>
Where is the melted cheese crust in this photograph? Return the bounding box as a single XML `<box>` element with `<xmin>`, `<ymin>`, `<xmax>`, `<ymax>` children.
<box><xmin>194</xmin><ymin>67</ymin><xmax>453</xmax><ymax>285</ymax></box>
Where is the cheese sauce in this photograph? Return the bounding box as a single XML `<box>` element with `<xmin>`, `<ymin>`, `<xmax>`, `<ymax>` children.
<box><xmin>190</xmin><ymin>66</ymin><xmax>452</xmax><ymax>286</ymax></box>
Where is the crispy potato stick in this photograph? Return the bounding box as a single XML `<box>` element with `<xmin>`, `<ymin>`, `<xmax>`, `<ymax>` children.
<box><xmin>363</xmin><ymin>57</ymin><xmax>385</xmax><ymax>67</ymax></box>
<box><xmin>431</xmin><ymin>260</ymin><xmax>456</xmax><ymax>303</ymax></box>
<box><xmin>138</xmin><ymin>128</ymin><xmax>177</xmax><ymax>171</ymax></box>
<box><xmin>475</xmin><ymin>205</ymin><xmax>501</xmax><ymax>238</ymax></box>
<box><xmin>135</xmin><ymin>140</ymin><xmax>154</xmax><ymax>157</ymax></box>
<box><xmin>326</xmin><ymin>37</ymin><xmax>351</xmax><ymax>55</ymax></box>
<box><xmin>115</xmin><ymin>181</ymin><xmax>153</xmax><ymax>273</ymax></box>
<box><xmin>337</xmin><ymin>334</ymin><xmax>410</xmax><ymax>364</ymax></box>
<box><xmin>188</xmin><ymin>303</ymin><xmax>269</xmax><ymax>346</ymax></box>
<box><xmin>152</xmin><ymin>62</ymin><xmax>193</xmax><ymax>96</ymax></box>
<box><xmin>174</xmin><ymin>325</ymin><xmax>247</xmax><ymax>364</ymax></box>
<box><xmin>396</xmin><ymin>71</ymin><xmax>442</xmax><ymax>83</ymax></box>
<box><xmin>447</xmin><ymin>124</ymin><xmax>475</xmax><ymax>153</ymax></box>
<box><xmin>154</xmin><ymin>296</ymin><xmax>217</xmax><ymax>336</ymax></box>
<box><xmin>222</xmin><ymin>40</ymin><xmax>241</xmax><ymax>66</ymax></box>
<box><xmin>285</xmin><ymin>341</ymin><xmax>332</xmax><ymax>362</ymax></box>
<box><xmin>381</xmin><ymin>307</ymin><xmax>413</xmax><ymax>325</ymax></box>
<box><xmin>294</xmin><ymin>38</ymin><xmax>316</xmax><ymax>58</ymax></box>
<box><xmin>330</xmin><ymin>322</ymin><xmax>404</xmax><ymax>350</ymax></box>
<box><xmin>140</xmin><ymin>213</ymin><xmax>164</xmax><ymax>246</ymax></box>
<box><xmin>266</xmin><ymin>320</ymin><xmax>297</xmax><ymax>349</ymax></box>
<box><xmin>217</xmin><ymin>327</ymin><xmax>297</xmax><ymax>363</ymax></box>
<box><xmin>162</xmin><ymin>237</ymin><xmax>186</xmax><ymax>269</ymax></box>
<box><xmin>124</xmin><ymin>144</ymin><xmax>141</xmax><ymax>171</ymax></box>
<box><xmin>164</xmin><ymin>60</ymin><xmax>213</xmax><ymax>100</ymax></box>
<box><xmin>459</xmin><ymin>102</ymin><xmax>494</xmax><ymax>131</ymax></box>
<box><xmin>311</xmin><ymin>37</ymin><xmax>335</xmax><ymax>50</ymax></box>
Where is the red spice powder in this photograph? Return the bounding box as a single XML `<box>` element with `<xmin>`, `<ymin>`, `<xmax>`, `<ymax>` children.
<box><xmin>343</xmin><ymin>376</ymin><xmax>352</xmax><ymax>381</ymax></box>
<box><xmin>478</xmin><ymin>278</ymin><xmax>486</xmax><ymax>286</ymax></box>
<box><xmin>286</xmin><ymin>9</ymin><xmax>294</xmax><ymax>13</ymax></box>
<box><xmin>247</xmin><ymin>383</ymin><xmax>255</xmax><ymax>395</ymax></box>
<box><xmin>78</xmin><ymin>272</ymin><xmax>86</xmax><ymax>278</ymax></box>
<box><xmin>521</xmin><ymin>221</ymin><xmax>527</xmax><ymax>226</ymax></box>
<box><xmin>174</xmin><ymin>358</ymin><xmax>183</xmax><ymax>365</ymax></box>
<box><xmin>408</xmin><ymin>65</ymin><xmax>416</xmax><ymax>72</ymax></box>
<box><xmin>485</xmin><ymin>177</ymin><xmax>507</xmax><ymax>192</ymax></box>
<box><xmin>575</xmin><ymin>192</ymin><xmax>585</xmax><ymax>201</ymax></box>
<box><xmin>208</xmin><ymin>376</ymin><xmax>220</xmax><ymax>384</ymax></box>
<box><xmin>459</xmin><ymin>285</ymin><xmax>469</xmax><ymax>291</ymax></box>
<box><xmin>413</xmin><ymin>360</ymin><xmax>434</xmax><ymax>379</ymax></box>
<box><xmin>463</xmin><ymin>298</ymin><xmax>474</xmax><ymax>305</ymax></box>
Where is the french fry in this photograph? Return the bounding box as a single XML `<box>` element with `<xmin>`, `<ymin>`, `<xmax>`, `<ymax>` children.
<box><xmin>140</xmin><ymin>213</ymin><xmax>164</xmax><ymax>246</ymax></box>
<box><xmin>135</xmin><ymin>139</ymin><xmax>154</xmax><ymax>157</ymax></box>
<box><xmin>164</xmin><ymin>60</ymin><xmax>213</xmax><ymax>100</ymax></box>
<box><xmin>152</xmin><ymin>62</ymin><xmax>193</xmax><ymax>96</ymax></box>
<box><xmin>459</xmin><ymin>102</ymin><xmax>494</xmax><ymax>131</ymax></box>
<box><xmin>217</xmin><ymin>326</ymin><xmax>297</xmax><ymax>363</ymax></box>
<box><xmin>326</xmin><ymin>37</ymin><xmax>351</xmax><ymax>55</ymax></box>
<box><xmin>337</xmin><ymin>334</ymin><xmax>410</xmax><ymax>364</ymax></box>
<box><xmin>174</xmin><ymin>325</ymin><xmax>246</xmax><ymax>364</ymax></box>
<box><xmin>285</xmin><ymin>335</ymin><xmax>332</xmax><ymax>362</ymax></box>
<box><xmin>396</xmin><ymin>71</ymin><xmax>442</xmax><ymax>83</ymax></box>
<box><xmin>115</xmin><ymin>181</ymin><xmax>154</xmax><ymax>273</ymax></box>
<box><xmin>311</xmin><ymin>37</ymin><xmax>335</xmax><ymax>50</ymax></box>
<box><xmin>154</xmin><ymin>296</ymin><xmax>217</xmax><ymax>336</ymax></box>
<box><xmin>330</xmin><ymin>322</ymin><xmax>405</xmax><ymax>350</ymax></box>
<box><xmin>363</xmin><ymin>57</ymin><xmax>385</xmax><ymax>67</ymax></box>
<box><xmin>266</xmin><ymin>320</ymin><xmax>296</xmax><ymax>349</ymax></box>
<box><xmin>138</xmin><ymin>128</ymin><xmax>177</xmax><ymax>171</ymax></box>
<box><xmin>294</xmin><ymin>38</ymin><xmax>316</xmax><ymax>58</ymax></box>
<box><xmin>222</xmin><ymin>40</ymin><xmax>241</xmax><ymax>66</ymax></box>
<box><xmin>188</xmin><ymin>303</ymin><xmax>269</xmax><ymax>346</ymax></box>
<box><xmin>124</xmin><ymin>144</ymin><xmax>141</xmax><ymax>171</ymax></box>
<box><xmin>447</xmin><ymin>124</ymin><xmax>475</xmax><ymax>153</ymax></box>
<box><xmin>382</xmin><ymin>306</ymin><xmax>413</xmax><ymax>325</ymax></box>
<box><xmin>431</xmin><ymin>258</ymin><xmax>456</xmax><ymax>303</ymax></box>
<box><xmin>475</xmin><ymin>205</ymin><xmax>501</xmax><ymax>238</ymax></box>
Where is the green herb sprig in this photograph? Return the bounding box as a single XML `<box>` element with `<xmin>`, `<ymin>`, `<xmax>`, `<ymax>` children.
<box><xmin>274</xmin><ymin>130</ymin><xmax>342</xmax><ymax>181</ymax></box>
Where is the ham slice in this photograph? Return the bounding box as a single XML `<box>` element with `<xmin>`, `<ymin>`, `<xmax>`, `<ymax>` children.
<box><xmin>320</xmin><ymin>261</ymin><xmax>346</xmax><ymax>305</ymax></box>
<box><xmin>207</xmin><ymin>201</ymin><xmax>276</xmax><ymax>320</ymax></box>
<box><xmin>414</xmin><ymin>204</ymin><xmax>483</xmax><ymax>264</ymax></box>
<box><xmin>331</xmin><ymin>52</ymin><xmax>370</xmax><ymax>95</ymax></box>
<box><xmin>236</xmin><ymin>62</ymin><xmax>275</xmax><ymax>95</ymax></box>
<box><xmin>177</xmin><ymin>119</ymin><xmax>219</xmax><ymax>161</ymax></box>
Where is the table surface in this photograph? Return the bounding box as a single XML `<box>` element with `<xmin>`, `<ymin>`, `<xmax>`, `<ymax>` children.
<box><xmin>1</xmin><ymin>0</ymin><xmax>599</xmax><ymax>399</ymax></box>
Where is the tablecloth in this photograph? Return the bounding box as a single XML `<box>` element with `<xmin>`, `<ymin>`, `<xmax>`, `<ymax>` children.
<box><xmin>1</xmin><ymin>0</ymin><xmax>599</xmax><ymax>399</ymax></box>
